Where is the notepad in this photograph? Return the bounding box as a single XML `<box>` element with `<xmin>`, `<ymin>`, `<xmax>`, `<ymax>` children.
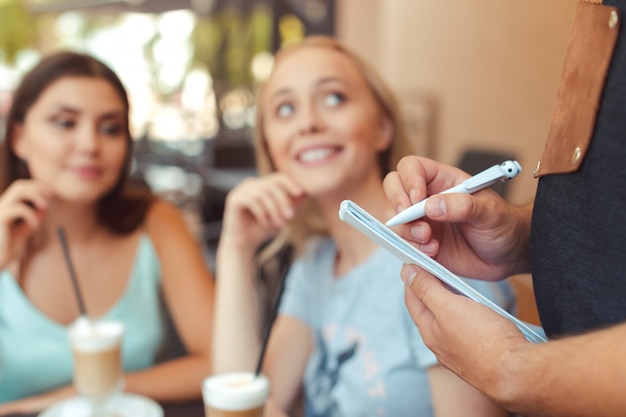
<box><xmin>338</xmin><ymin>200</ymin><xmax>546</xmax><ymax>343</ymax></box>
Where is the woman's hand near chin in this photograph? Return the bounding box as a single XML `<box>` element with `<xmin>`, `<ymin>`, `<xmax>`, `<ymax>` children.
<box><xmin>0</xmin><ymin>180</ymin><xmax>52</xmax><ymax>270</ymax></box>
<box><xmin>213</xmin><ymin>172</ymin><xmax>305</xmax><ymax>374</ymax></box>
<box><xmin>220</xmin><ymin>172</ymin><xmax>305</xmax><ymax>255</ymax></box>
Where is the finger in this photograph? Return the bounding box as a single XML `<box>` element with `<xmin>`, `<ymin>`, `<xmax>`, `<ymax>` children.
<box><xmin>273</xmin><ymin>174</ymin><xmax>305</xmax><ymax>200</ymax></box>
<box><xmin>403</xmin><ymin>282</ymin><xmax>433</xmax><ymax>327</ymax></box>
<box><xmin>382</xmin><ymin>171</ymin><xmax>413</xmax><ymax>214</ymax></box>
<box><xmin>403</xmin><ymin>264</ymin><xmax>452</xmax><ymax>313</ymax></box>
<box><xmin>267</xmin><ymin>176</ymin><xmax>305</xmax><ymax>220</ymax></box>
<box><xmin>227</xmin><ymin>177</ymin><xmax>298</xmax><ymax>230</ymax></box>
<box><xmin>396</xmin><ymin>157</ymin><xmax>472</xmax><ymax>203</ymax></box>
<box><xmin>23</xmin><ymin>190</ymin><xmax>52</xmax><ymax>212</ymax></box>
<box><xmin>251</xmin><ymin>175</ymin><xmax>302</xmax><ymax>228</ymax></box>
<box><xmin>1</xmin><ymin>205</ymin><xmax>41</xmax><ymax>231</ymax></box>
<box><xmin>259</xmin><ymin>186</ymin><xmax>297</xmax><ymax>228</ymax></box>
<box><xmin>246</xmin><ymin>193</ymin><xmax>279</xmax><ymax>230</ymax></box>
<box><xmin>395</xmin><ymin>156</ymin><xmax>431</xmax><ymax>205</ymax></box>
<box><xmin>402</xmin><ymin>270</ymin><xmax>441</xmax><ymax>350</ymax></box>
<box><xmin>1</xmin><ymin>180</ymin><xmax>53</xmax><ymax>210</ymax></box>
<box><xmin>389</xmin><ymin>222</ymin><xmax>439</xmax><ymax>256</ymax></box>
<box><xmin>405</xmin><ymin>221</ymin><xmax>435</xmax><ymax>246</ymax></box>
<box><xmin>424</xmin><ymin>191</ymin><xmax>502</xmax><ymax>228</ymax></box>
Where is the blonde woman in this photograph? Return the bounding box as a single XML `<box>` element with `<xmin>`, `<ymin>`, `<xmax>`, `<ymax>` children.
<box><xmin>213</xmin><ymin>36</ymin><xmax>513</xmax><ymax>417</ymax></box>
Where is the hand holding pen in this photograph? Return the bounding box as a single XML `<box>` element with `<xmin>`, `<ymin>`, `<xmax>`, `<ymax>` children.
<box><xmin>386</xmin><ymin>160</ymin><xmax>522</xmax><ymax>227</ymax></box>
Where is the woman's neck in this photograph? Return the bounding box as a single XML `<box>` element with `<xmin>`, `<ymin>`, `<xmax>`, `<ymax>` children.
<box><xmin>315</xmin><ymin>175</ymin><xmax>395</xmax><ymax>276</ymax></box>
<box><xmin>40</xmin><ymin>199</ymin><xmax>104</xmax><ymax>247</ymax></box>
<box><xmin>8</xmin><ymin>199</ymin><xmax>104</xmax><ymax>281</ymax></box>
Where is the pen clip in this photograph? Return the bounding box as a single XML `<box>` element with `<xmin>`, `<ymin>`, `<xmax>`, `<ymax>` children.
<box><xmin>463</xmin><ymin>160</ymin><xmax>521</xmax><ymax>192</ymax></box>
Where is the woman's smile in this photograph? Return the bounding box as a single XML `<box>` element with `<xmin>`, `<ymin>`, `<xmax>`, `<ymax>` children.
<box><xmin>67</xmin><ymin>165</ymin><xmax>104</xmax><ymax>180</ymax></box>
<box><xmin>295</xmin><ymin>144</ymin><xmax>344</xmax><ymax>165</ymax></box>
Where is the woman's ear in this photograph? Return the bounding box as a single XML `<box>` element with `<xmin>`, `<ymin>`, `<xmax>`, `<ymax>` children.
<box><xmin>10</xmin><ymin>123</ymin><xmax>27</xmax><ymax>160</ymax></box>
<box><xmin>376</xmin><ymin>117</ymin><xmax>394</xmax><ymax>151</ymax></box>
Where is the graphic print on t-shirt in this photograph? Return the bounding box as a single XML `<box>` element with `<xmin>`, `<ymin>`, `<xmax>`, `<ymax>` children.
<box><xmin>307</xmin><ymin>324</ymin><xmax>392</xmax><ymax>417</ymax></box>
<box><xmin>308</xmin><ymin>331</ymin><xmax>358</xmax><ymax>417</ymax></box>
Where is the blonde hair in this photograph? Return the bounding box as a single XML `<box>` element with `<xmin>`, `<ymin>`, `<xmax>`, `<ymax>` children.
<box><xmin>254</xmin><ymin>36</ymin><xmax>415</xmax><ymax>262</ymax></box>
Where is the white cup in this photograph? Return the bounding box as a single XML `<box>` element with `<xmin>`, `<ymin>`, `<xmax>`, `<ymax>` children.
<box><xmin>202</xmin><ymin>372</ymin><xmax>269</xmax><ymax>417</ymax></box>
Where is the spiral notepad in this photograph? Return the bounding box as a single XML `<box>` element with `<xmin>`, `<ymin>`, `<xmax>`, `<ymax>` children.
<box><xmin>338</xmin><ymin>200</ymin><xmax>546</xmax><ymax>343</ymax></box>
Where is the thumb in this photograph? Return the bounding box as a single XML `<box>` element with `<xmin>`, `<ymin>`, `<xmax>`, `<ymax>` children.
<box><xmin>402</xmin><ymin>263</ymin><xmax>449</xmax><ymax>311</ymax></box>
<box><xmin>425</xmin><ymin>193</ymin><xmax>494</xmax><ymax>224</ymax></box>
<box><xmin>402</xmin><ymin>264</ymin><xmax>442</xmax><ymax>342</ymax></box>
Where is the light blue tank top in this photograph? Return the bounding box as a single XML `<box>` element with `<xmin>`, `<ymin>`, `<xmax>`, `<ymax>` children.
<box><xmin>0</xmin><ymin>235</ymin><xmax>166</xmax><ymax>402</ymax></box>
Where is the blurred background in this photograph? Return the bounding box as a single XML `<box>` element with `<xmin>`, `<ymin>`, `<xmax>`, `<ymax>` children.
<box><xmin>0</xmin><ymin>0</ymin><xmax>580</xmax><ymax>321</ymax></box>
<box><xmin>0</xmin><ymin>0</ymin><xmax>338</xmax><ymax>258</ymax></box>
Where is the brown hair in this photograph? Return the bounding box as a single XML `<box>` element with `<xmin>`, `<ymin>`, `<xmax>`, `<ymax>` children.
<box><xmin>254</xmin><ymin>36</ymin><xmax>415</xmax><ymax>261</ymax></box>
<box><xmin>0</xmin><ymin>51</ymin><xmax>152</xmax><ymax>233</ymax></box>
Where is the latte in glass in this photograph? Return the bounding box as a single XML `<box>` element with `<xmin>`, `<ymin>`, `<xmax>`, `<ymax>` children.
<box><xmin>203</xmin><ymin>372</ymin><xmax>269</xmax><ymax>417</ymax></box>
<box><xmin>68</xmin><ymin>317</ymin><xmax>124</xmax><ymax>402</ymax></box>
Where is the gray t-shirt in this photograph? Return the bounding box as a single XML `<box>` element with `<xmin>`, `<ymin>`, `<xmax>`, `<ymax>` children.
<box><xmin>280</xmin><ymin>237</ymin><xmax>516</xmax><ymax>417</ymax></box>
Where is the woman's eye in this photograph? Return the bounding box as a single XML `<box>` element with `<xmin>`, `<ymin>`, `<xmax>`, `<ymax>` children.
<box><xmin>52</xmin><ymin>118</ymin><xmax>75</xmax><ymax>129</ymax></box>
<box><xmin>324</xmin><ymin>92</ymin><xmax>345</xmax><ymax>107</ymax></box>
<box><xmin>100</xmin><ymin>124</ymin><xmax>123</xmax><ymax>136</ymax></box>
<box><xmin>276</xmin><ymin>103</ymin><xmax>294</xmax><ymax>118</ymax></box>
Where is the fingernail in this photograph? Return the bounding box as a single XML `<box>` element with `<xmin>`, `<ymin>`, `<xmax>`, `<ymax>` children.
<box><xmin>410</xmin><ymin>223</ymin><xmax>425</xmax><ymax>240</ymax></box>
<box><xmin>401</xmin><ymin>265</ymin><xmax>418</xmax><ymax>285</ymax></box>
<box><xmin>427</xmin><ymin>196</ymin><xmax>446</xmax><ymax>217</ymax></box>
<box><xmin>409</xmin><ymin>188</ymin><xmax>417</xmax><ymax>204</ymax></box>
<box><xmin>396</xmin><ymin>204</ymin><xmax>404</xmax><ymax>214</ymax></box>
<box><xmin>421</xmin><ymin>241</ymin><xmax>437</xmax><ymax>255</ymax></box>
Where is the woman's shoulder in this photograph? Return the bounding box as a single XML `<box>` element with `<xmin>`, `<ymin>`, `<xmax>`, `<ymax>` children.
<box><xmin>140</xmin><ymin>199</ymin><xmax>196</xmax><ymax>253</ymax></box>
<box><xmin>141</xmin><ymin>198</ymin><xmax>207</xmax><ymax>272</ymax></box>
<box><xmin>143</xmin><ymin>198</ymin><xmax>190</xmax><ymax>236</ymax></box>
<box><xmin>145</xmin><ymin>198</ymin><xmax>184</xmax><ymax>221</ymax></box>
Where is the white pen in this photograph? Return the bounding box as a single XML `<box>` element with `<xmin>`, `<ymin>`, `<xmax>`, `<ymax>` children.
<box><xmin>385</xmin><ymin>160</ymin><xmax>522</xmax><ymax>227</ymax></box>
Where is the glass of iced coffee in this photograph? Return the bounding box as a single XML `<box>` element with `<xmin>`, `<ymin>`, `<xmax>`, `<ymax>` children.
<box><xmin>68</xmin><ymin>317</ymin><xmax>125</xmax><ymax>417</ymax></box>
<box><xmin>202</xmin><ymin>372</ymin><xmax>269</xmax><ymax>417</ymax></box>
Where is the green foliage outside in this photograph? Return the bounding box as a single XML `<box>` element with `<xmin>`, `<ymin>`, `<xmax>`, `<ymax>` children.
<box><xmin>0</xmin><ymin>0</ymin><xmax>35</xmax><ymax>64</ymax></box>
<box><xmin>0</xmin><ymin>1</ymin><xmax>272</xmax><ymax>101</ymax></box>
<box><xmin>192</xmin><ymin>4</ymin><xmax>272</xmax><ymax>87</ymax></box>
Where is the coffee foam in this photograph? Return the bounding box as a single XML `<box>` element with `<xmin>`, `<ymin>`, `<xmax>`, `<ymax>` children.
<box><xmin>68</xmin><ymin>317</ymin><xmax>124</xmax><ymax>352</ymax></box>
<box><xmin>203</xmin><ymin>373</ymin><xmax>269</xmax><ymax>411</ymax></box>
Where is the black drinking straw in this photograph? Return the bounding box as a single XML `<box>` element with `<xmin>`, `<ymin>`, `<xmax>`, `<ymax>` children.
<box><xmin>255</xmin><ymin>267</ymin><xmax>288</xmax><ymax>377</ymax></box>
<box><xmin>57</xmin><ymin>226</ymin><xmax>87</xmax><ymax>317</ymax></box>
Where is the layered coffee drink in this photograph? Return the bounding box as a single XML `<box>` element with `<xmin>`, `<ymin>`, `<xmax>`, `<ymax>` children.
<box><xmin>203</xmin><ymin>372</ymin><xmax>269</xmax><ymax>417</ymax></box>
<box><xmin>68</xmin><ymin>317</ymin><xmax>124</xmax><ymax>402</ymax></box>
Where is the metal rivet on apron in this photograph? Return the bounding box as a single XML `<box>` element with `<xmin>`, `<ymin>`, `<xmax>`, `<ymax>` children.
<box><xmin>571</xmin><ymin>147</ymin><xmax>581</xmax><ymax>164</ymax></box>
<box><xmin>609</xmin><ymin>10</ymin><xmax>619</xmax><ymax>29</ymax></box>
<box><xmin>533</xmin><ymin>160</ymin><xmax>541</xmax><ymax>176</ymax></box>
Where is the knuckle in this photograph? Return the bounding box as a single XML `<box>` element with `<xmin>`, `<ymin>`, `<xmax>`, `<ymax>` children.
<box><xmin>459</xmin><ymin>194</ymin><xmax>476</xmax><ymax>217</ymax></box>
<box><xmin>410</xmin><ymin>271</ymin><xmax>430</xmax><ymax>300</ymax></box>
<box><xmin>396</xmin><ymin>155</ymin><xmax>416</xmax><ymax>172</ymax></box>
<box><xmin>382</xmin><ymin>173</ymin><xmax>399</xmax><ymax>193</ymax></box>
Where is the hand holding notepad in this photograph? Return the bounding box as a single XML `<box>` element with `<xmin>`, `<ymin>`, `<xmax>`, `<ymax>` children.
<box><xmin>338</xmin><ymin>200</ymin><xmax>546</xmax><ymax>343</ymax></box>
